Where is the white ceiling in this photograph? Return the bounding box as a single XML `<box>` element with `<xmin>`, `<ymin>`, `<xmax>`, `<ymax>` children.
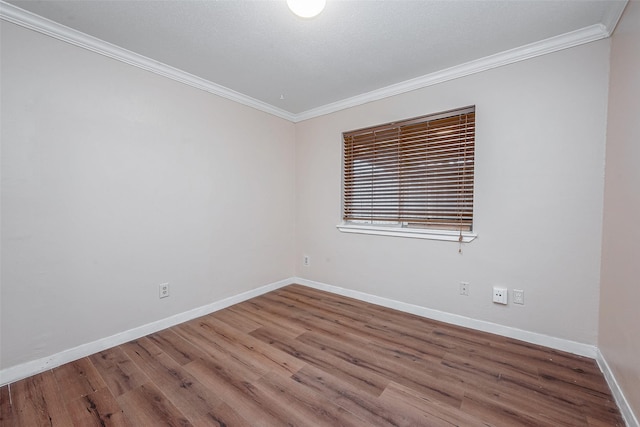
<box><xmin>2</xmin><ymin>0</ymin><xmax>628</xmax><ymax>121</ymax></box>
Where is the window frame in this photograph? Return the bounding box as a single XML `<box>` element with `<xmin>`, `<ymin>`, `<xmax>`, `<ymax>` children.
<box><xmin>337</xmin><ymin>106</ymin><xmax>477</xmax><ymax>242</ymax></box>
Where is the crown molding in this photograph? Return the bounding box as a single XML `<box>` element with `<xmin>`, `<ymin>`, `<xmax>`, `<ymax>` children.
<box><xmin>293</xmin><ymin>23</ymin><xmax>611</xmax><ymax>122</ymax></box>
<box><xmin>601</xmin><ymin>0</ymin><xmax>629</xmax><ymax>37</ymax></box>
<box><xmin>1</xmin><ymin>0</ymin><xmax>623</xmax><ymax>124</ymax></box>
<box><xmin>0</xmin><ymin>1</ymin><xmax>297</xmax><ymax>122</ymax></box>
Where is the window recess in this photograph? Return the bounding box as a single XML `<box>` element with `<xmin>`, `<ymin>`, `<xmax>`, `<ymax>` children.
<box><xmin>339</xmin><ymin>106</ymin><xmax>476</xmax><ymax>243</ymax></box>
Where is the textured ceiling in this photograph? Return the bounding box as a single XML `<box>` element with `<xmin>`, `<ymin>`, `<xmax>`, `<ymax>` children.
<box><xmin>3</xmin><ymin>0</ymin><xmax>628</xmax><ymax>119</ymax></box>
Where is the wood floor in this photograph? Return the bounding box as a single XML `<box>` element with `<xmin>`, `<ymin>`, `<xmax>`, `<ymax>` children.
<box><xmin>0</xmin><ymin>284</ymin><xmax>625</xmax><ymax>426</ymax></box>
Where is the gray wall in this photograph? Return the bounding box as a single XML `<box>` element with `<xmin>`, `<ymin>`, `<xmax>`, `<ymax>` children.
<box><xmin>600</xmin><ymin>1</ymin><xmax>640</xmax><ymax>420</ymax></box>
<box><xmin>1</xmin><ymin>22</ymin><xmax>296</xmax><ymax>369</ymax></box>
<box><xmin>294</xmin><ymin>40</ymin><xmax>610</xmax><ymax>345</ymax></box>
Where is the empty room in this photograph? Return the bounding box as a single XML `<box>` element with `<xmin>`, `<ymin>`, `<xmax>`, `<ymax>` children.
<box><xmin>1</xmin><ymin>0</ymin><xmax>638</xmax><ymax>425</ymax></box>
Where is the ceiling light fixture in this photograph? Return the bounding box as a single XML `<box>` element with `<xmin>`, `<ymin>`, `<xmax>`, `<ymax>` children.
<box><xmin>287</xmin><ymin>0</ymin><xmax>326</xmax><ymax>18</ymax></box>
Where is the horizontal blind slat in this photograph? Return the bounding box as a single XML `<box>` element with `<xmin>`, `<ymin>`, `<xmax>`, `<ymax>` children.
<box><xmin>343</xmin><ymin>107</ymin><xmax>475</xmax><ymax>230</ymax></box>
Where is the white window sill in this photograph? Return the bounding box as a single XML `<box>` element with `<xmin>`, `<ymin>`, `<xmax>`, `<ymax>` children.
<box><xmin>336</xmin><ymin>223</ymin><xmax>477</xmax><ymax>242</ymax></box>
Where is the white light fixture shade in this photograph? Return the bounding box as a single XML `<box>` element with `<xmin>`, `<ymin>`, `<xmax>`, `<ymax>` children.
<box><xmin>287</xmin><ymin>0</ymin><xmax>326</xmax><ymax>18</ymax></box>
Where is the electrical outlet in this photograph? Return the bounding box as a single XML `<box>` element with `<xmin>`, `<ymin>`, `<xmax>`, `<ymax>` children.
<box><xmin>303</xmin><ymin>255</ymin><xmax>310</xmax><ymax>266</ymax></box>
<box><xmin>513</xmin><ymin>289</ymin><xmax>524</xmax><ymax>305</ymax></box>
<box><xmin>159</xmin><ymin>283</ymin><xmax>169</xmax><ymax>299</ymax></box>
<box><xmin>492</xmin><ymin>286</ymin><xmax>507</xmax><ymax>304</ymax></box>
<box><xmin>460</xmin><ymin>282</ymin><xmax>469</xmax><ymax>296</ymax></box>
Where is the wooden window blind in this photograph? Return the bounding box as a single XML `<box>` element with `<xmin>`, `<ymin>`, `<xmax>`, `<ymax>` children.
<box><xmin>342</xmin><ymin>106</ymin><xmax>475</xmax><ymax>231</ymax></box>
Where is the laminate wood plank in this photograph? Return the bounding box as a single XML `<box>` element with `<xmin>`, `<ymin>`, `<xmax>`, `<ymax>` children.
<box><xmin>53</xmin><ymin>357</ymin><xmax>107</xmax><ymax>403</ymax></box>
<box><xmin>270</xmin><ymin>287</ymin><xmax>455</xmax><ymax>360</ymax></box>
<box><xmin>241</xmin><ymin>294</ymin><xmax>325</xmax><ymax>335</ymax></box>
<box><xmin>172</xmin><ymin>320</ymin><xmax>267</xmax><ymax>381</ymax></box>
<box><xmin>585</xmin><ymin>404</ymin><xmax>626</xmax><ymax>427</ymax></box>
<box><xmin>259</xmin><ymin>290</ymin><xmax>355</xmax><ymax>329</ymax></box>
<box><xmin>380</xmin><ymin>381</ymin><xmax>489</xmax><ymax>427</ymax></box>
<box><xmin>440</xmin><ymin>350</ymin><xmax>539</xmax><ymax>392</ymax></box>
<box><xmin>438</xmin><ymin>338</ymin><xmax>542</xmax><ymax>380</ymax></box>
<box><xmin>459</xmin><ymin>366</ymin><xmax>591</xmax><ymax>426</ymax></box>
<box><xmin>587</xmin><ymin>414</ymin><xmax>626</xmax><ymax>427</ymax></box>
<box><xmin>254</xmin><ymin>370</ymin><xmax>366</xmax><ymax>427</ymax></box>
<box><xmin>227</xmin><ymin>304</ymin><xmax>308</xmax><ymax>339</ymax></box>
<box><xmin>250</xmin><ymin>325</ymin><xmax>390</xmax><ymax>397</ymax></box>
<box><xmin>537</xmin><ymin>369</ymin><xmax>613</xmax><ymax>406</ymax></box>
<box><xmin>460</xmin><ymin>387</ymin><xmax>581</xmax><ymax>427</ymax></box>
<box><xmin>296</xmin><ymin>330</ymin><xmax>465</xmax><ymax>408</ymax></box>
<box><xmin>537</xmin><ymin>361</ymin><xmax>614</xmax><ymax>396</ymax></box>
<box><xmin>121</xmin><ymin>337</ymin><xmax>194</xmax><ymax>387</ymax></box>
<box><xmin>283</xmin><ymin>286</ymin><xmax>525</xmax><ymax>367</ymax></box>
<box><xmin>187</xmin><ymin>368</ymin><xmax>317</xmax><ymax>427</ymax></box>
<box><xmin>280</xmin><ymin>285</ymin><xmax>472</xmax><ymax>345</ymax></box>
<box><xmin>439</xmin><ymin>351</ymin><xmax>596</xmax><ymax>425</ymax></box>
<box><xmin>183</xmin><ymin>357</ymin><xmax>288</xmax><ymax>427</ymax></box>
<box><xmin>89</xmin><ymin>346</ymin><xmax>149</xmax><ymax>397</ymax></box>
<box><xmin>536</xmin><ymin>374</ymin><xmax>624</xmax><ymax>425</ymax></box>
<box><xmin>376</xmin><ymin>384</ymin><xmax>469</xmax><ymax>427</ymax></box>
<box><xmin>152</xmin><ymin>324</ymin><xmax>224</xmax><ymax>366</ymax></box>
<box><xmin>253</xmin><ymin>291</ymin><xmax>456</xmax><ymax>367</ymax></box>
<box><xmin>283</xmin><ymin>308</ymin><xmax>447</xmax><ymax>371</ymax></box>
<box><xmin>278</xmin><ymin>285</ymin><xmax>430</xmax><ymax>330</ymax></box>
<box><xmin>147</xmin><ymin>328</ymin><xmax>212</xmax><ymax>366</ymax></box>
<box><xmin>278</xmin><ymin>285</ymin><xmax>386</xmax><ymax>316</ymax></box>
<box><xmin>120</xmin><ymin>337</ymin><xmax>227</xmax><ymax>423</ymax></box>
<box><xmin>507</xmin><ymin>352</ymin><xmax>623</xmax><ymax>422</ymax></box>
<box><xmin>116</xmin><ymin>382</ymin><xmax>191</xmax><ymax>426</ymax></box>
<box><xmin>0</xmin><ymin>385</ymin><xmax>14</xmax><ymax>425</ymax></box>
<box><xmin>265</xmin><ymin>295</ymin><xmax>418</xmax><ymax>365</ymax></box>
<box><xmin>199</xmin><ymin>315</ymin><xmax>306</xmax><ymax>376</ymax></box>
<box><xmin>486</xmin><ymin>335</ymin><xmax>599</xmax><ymax>374</ymax></box>
<box><xmin>338</xmin><ymin>313</ymin><xmax>452</xmax><ymax>362</ymax></box>
<box><xmin>290</xmin><ymin>364</ymin><xmax>428</xmax><ymax>427</ymax></box>
<box><xmin>65</xmin><ymin>387</ymin><xmax>130</xmax><ymax>427</ymax></box>
<box><xmin>190</xmin><ymin>401</ymin><xmax>252</xmax><ymax>427</ymax></box>
<box><xmin>361</xmin><ymin>338</ymin><xmax>448</xmax><ymax>378</ymax></box>
<box><xmin>299</xmin><ymin>319</ymin><xmax>451</xmax><ymax>385</ymax></box>
<box><xmin>208</xmin><ymin>306</ymin><xmax>265</xmax><ymax>333</ymax></box>
<box><xmin>122</xmin><ymin>330</ymin><xmax>255</xmax><ymax>426</ymax></box>
<box><xmin>10</xmin><ymin>371</ymin><xmax>74</xmax><ymax>426</ymax></box>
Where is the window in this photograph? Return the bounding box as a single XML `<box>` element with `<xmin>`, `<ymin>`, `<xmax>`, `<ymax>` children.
<box><xmin>339</xmin><ymin>106</ymin><xmax>476</xmax><ymax>242</ymax></box>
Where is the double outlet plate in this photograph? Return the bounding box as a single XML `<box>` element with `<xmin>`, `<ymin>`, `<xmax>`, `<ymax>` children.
<box><xmin>460</xmin><ymin>282</ymin><xmax>524</xmax><ymax>305</ymax></box>
<box><xmin>159</xmin><ymin>283</ymin><xmax>170</xmax><ymax>299</ymax></box>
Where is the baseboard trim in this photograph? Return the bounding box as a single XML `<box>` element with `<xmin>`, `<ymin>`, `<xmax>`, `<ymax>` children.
<box><xmin>596</xmin><ymin>349</ymin><xmax>639</xmax><ymax>427</ymax></box>
<box><xmin>4</xmin><ymin>276</ymin><xmax>637</xmax><ymax>427</ymax></box>
<box><xmin>0</xmin><ymin>278</ymin><xmax>291</xmax><ymax>386</ymax></box>
<box><xmin>293</xmin><ymin>278</ymin><xmax>640</xmax><ymax>424</ymax></box>
<box><xmin>292</xmin><ymin>277</ymin><xmax>598</xmax><ymax>358</ymax></box>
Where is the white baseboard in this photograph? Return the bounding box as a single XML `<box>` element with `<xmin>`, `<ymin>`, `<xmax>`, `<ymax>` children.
<box><xmin>294</xmin><ymin>277</ymin><xmax>639</xmax><ymax>425</ymax></box>
<box><xmin>292</xmin><ymin>277</ymin><xmax>598</xmax><ymax>358</ymax></box>
<box><xmin>0</xmin><ymin>278</ymin><xmax>291</xmax><ymax>386</ymax></box>
<box><xmin>3</xmin><ymin>276</ymin><xmax>636</xmax><ymax>427</ymax></box>
<box><xmin>596</xmin><ymin>350</ymin><xmax>640</xmax><ymax>427</ymax></box>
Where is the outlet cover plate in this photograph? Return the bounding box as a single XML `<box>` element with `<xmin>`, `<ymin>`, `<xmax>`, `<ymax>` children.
<box><xmin>460</xmin><ymin>282</ymin><xmax>469</xmax><ymax>296</ymax></box>
<box><xmin>513</xmin><ymin>289</ymin><xmax>524</xmax><ymax>305</ymax></box>
<box><xmin>159</xmin><ymin>283</ymin><xmax>169</xmax><ymax>299</ymax></box>
<box><xmin>493</xmin><ymin>286</ymin><xmax>508</xmax><ymax>304</ymax></box>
